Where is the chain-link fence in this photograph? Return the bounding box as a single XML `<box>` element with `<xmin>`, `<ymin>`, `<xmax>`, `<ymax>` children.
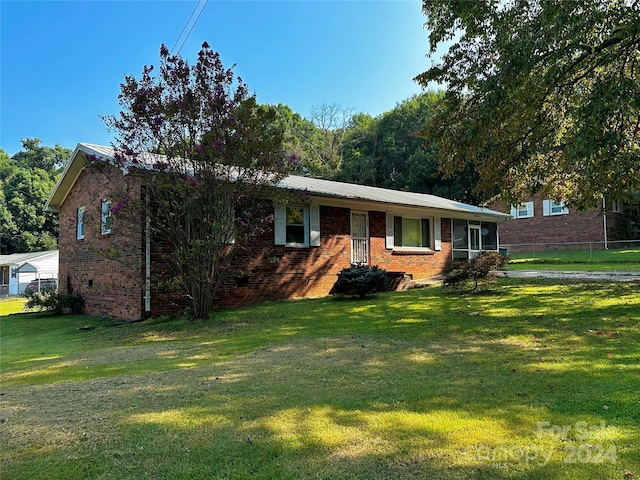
<box><xmin>500</xmin><ymin>239</ymin><xmax>640</xmax><ymax>261</ymax></box>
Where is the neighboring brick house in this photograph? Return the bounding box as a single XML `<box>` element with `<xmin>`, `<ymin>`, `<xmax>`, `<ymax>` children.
<box><xmin>489</xmin><ymin>195</ymin><xmax>627</xmax><ymax>251</ymax></box>
<box><xmin>46</xmin><ymin>143</ymin><xmax>510</xmax><ymax>320</ymax></box>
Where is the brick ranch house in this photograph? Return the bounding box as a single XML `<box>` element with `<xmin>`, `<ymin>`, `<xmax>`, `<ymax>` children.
<box><xmin>46</xmin><ymin>143</ymin><xmax>510</xmax><ymax>321</ymax></box>
<box><xmin>489</xmin><ymin>195</ymin><xmax>629</xmax><ymax>252</ymax></box>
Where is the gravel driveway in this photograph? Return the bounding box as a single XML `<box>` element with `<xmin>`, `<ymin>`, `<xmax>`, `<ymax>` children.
<box><xmin>495</xmin><ymin>270</ymin><xmax>640</xmax><ymax>282</ymax></box>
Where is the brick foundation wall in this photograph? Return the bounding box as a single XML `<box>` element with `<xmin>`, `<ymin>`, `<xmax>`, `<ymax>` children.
<box><xmin>59</xmin><ymin>168</ymin><xmax>144</xmax><ymax>320</ymax></box>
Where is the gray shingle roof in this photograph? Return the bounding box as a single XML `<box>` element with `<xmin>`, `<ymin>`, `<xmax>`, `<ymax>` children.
<box><xmin>278</xmin><ymin>175</ymin><xmax>508</xmax><ymax>218</ymax></box>
<box><xmin>0</xmin><ymin>250</ymin><xmax>58</xmax><ymax>267</ymax></box>
<box><xmin>48</xmin><ymin>143</ymin><xmax>509</xmax><ymax>220</ymax></box>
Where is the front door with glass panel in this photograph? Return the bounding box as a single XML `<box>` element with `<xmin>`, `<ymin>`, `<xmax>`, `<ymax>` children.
<box><xmin>351</xmin><ymin>212</ymin><xmax>369</xmax><ymax>264</ymax></box>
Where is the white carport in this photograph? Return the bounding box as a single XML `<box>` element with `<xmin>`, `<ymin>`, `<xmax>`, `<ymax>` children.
<box><xmin>0</xmin><ymin>250</ymin><xmax>59</xmax><ymax>297</ymax></box>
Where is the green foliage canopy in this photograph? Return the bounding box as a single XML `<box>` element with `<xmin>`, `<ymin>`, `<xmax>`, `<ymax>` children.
<box><xmin>339</xmin><ymin>92</ymin><xmax>479</xmax><ymax>202</ymax></box>
<box><xmin>0</xmin><ymin>139</ymin><xmax>70</xmax><ymax>254</ymax></box>
<box><xmin>101</xmin><ymin>43</ymin><xmax>295</xmax><ymax>319</ymax></box>
<box><xmin>416</xmin><ymin>0</ymin><xmax>640</xmax><ymax>209</ymax></box>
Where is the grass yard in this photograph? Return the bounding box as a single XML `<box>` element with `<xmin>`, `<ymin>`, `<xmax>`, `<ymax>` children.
<box><xmin>508</xmin><ymin>247</ymin><xmax>640</xmax><ymax>272</ymax></box>
<box><xmin>1</xmin><ymin>279</ymin><xmax>638</xmax><ymax>479</ymax></box>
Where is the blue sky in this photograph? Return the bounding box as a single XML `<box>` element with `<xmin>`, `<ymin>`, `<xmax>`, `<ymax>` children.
<box><xmin>1</xmin><ymin>0</ymin><xmax>437</xmax><ymax>157</ymax></box>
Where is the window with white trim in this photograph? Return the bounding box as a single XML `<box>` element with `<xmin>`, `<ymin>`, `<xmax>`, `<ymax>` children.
<box><xmin>394</xmin><ymin>216</ymin><xmax>431</xmax><ymax>248</ymax></box>
<box><xmin>386</xmin><ymin>213</ymin><xmax>439</xmax><ymax>250</ymax></box>
<box><xmin>274</xmin><ymin>204</ymin><xmax>320</xmax><ymax>247</ymax></box>
<box><xmin>543</xmin><ymin>199</ymin><xmax>568</xmax><ymax>216</ymax></box>
<box><xmin>101</xmin><ymin>200</ymin><xmax>112</xmax><ymax>234</ymax></box>
<box><xmin>77</xmin><ymin>207</ymin><xmax>85</xmax><ymax>240</ymax></box>
<box><xmin>510</xmin><ymin>202</ymin><xmax>534</xmax><ymax>219</ymax></box>
<box><xmin>286</xmin><ymin>206</ymin><xmax>307</xmax><ymax>246</ymax></box>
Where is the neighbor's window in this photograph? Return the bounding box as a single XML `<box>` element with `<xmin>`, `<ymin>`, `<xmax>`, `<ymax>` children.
<box><xmin>611</xmin><ymin>200</ymin><xmax>622</xmax><ymax>214</ymax></box>
<box><xmin>77</xmin><ymin>207</ymin><xmax>85</xmax><ymax>240</ymax></box>
<box><xmin>511</xmin><ymin>202</ymin><xmax>534</xmax><ymax>219</ymax></box>
<box><xmin>101</xmin><ymin>200</ymin><xmax>112</xmax><ymax>235</ymax></box>
<box><xmin>543</xmin><ymin>199</ymin><xmax>569</xmax><ymax>216</ymax></box>
<box><xmin>394</xmin><ymin>216</ymin><xmax>431</xmax><ymax>248</ymax></box>
<box><xmin>286</xmin><ymin>206</ymin><xmax>307</xmax><ymax>246</ymax></box>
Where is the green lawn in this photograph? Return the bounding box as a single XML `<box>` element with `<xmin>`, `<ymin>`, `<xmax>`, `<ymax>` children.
<box><xmin>508</xmin><ymin>247</ymin><xmax>640</xmax><ymax>272</ymax></box>
<box><xmin>1</xmin><ymin>279</ymin><xmax>638</xmax><ymax>479</ymax></box>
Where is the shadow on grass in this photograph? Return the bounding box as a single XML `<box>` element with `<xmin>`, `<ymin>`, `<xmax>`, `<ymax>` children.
<box><xmin>2</xmin><ymin>279</ymin><xmax>639</xmax><ymax>479</ymax></box>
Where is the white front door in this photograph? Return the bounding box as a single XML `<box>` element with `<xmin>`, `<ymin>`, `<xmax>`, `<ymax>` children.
<box><xmin>351</xmin><ymin>212</ymin><xmax>369</xmax><ymax>264</ymax></box>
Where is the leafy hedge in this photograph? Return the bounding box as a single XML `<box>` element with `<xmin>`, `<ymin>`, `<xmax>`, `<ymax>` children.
<box><xmin>331</xmin><ymin>264</ymin><xmax>390</xmax><ymax>298</ymax></box>
<box><xmin>24</xmin><ymin>290</ymin><xmax>84</xmax><ymax>315</ymax></box>
<box><xmin>443</xmin><ymin>251</ymin><xmax>505</xmax><ymax>291</ymax></box>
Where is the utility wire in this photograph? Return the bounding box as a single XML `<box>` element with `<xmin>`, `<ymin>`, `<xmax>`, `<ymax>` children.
<box><xmin>170</xmin><ymin>1</ymin><xmax>200</xmax><ymax>54</ymax></box>
<box><xmin>171</xmin><ymin>0</ymin><xmax>209</xmax><ymax>56</ymax></box>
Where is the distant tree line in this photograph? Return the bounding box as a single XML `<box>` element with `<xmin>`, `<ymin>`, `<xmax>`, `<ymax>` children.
<box><xmin>10</xmin><ymin>90</ymin><xmax>634</xmax><ymax>256</ymax></box>
<box><xmin>2</xmin><ymin>93</ymin><xmax>480</xmax><ymax>254</ymax></box>
<box><xmin>273</xmin><ymin>92</ymin><xmax>479</xmax><ymax>203</ymax></box>
<box><xmin>0</xmin><ymin>138</ymin><xmax>70</xmax><ymax>254</ymax></box>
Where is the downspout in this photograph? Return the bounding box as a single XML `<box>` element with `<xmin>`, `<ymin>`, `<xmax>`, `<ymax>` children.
<box><xmin>145</xmin><ymin>190</ymin><xmax>151</xmax><ymax>313</ymax></box>
<box><xmin>602</xmin><ymin>198</ymin><xmax>608</xmax><ymax>250</ymax></box>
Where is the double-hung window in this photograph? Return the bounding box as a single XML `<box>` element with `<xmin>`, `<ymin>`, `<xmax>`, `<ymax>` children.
<box><xmin>274</xmin><ymin>204</ymin><xmax>320</xmax><ymax>247</ymax></box>
<box><xmin>543</xmin><ymin>199</ymin><xmax>568</xmax><ymax>216</ymax></box>
<box><xmin>101</xmin><ymin>200</ymin><xmax>112</xmax><ymax>234</ymax></box>
<box><xmin>510</xmin><ymin>202</ymin><xmax>534</xmax><ymax>219</ymax></box>
<box><xmin>386</xmin><ymin>213</ymin><xmax>440</xmax><ymax>251</ymax></box>
<box><xmin>77</xmin><ymin>207</ymin><xmax>85</xmax><ymax>240</ymax></box>
<box><xmin>611</xmin><ymin>200</ymin><xmax>622</xmax><ymax>214</ymax></box>
<box><xmin>285</xmin><ymin>206</ymin><xmax>307</xmax><ymax>246</ymax></box>
<box><xmin>394</xmin><ymin>216</ymin><xmax>431</xmax><ymax>248</ymax></box>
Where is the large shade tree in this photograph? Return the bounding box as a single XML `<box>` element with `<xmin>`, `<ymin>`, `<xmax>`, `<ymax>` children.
<box><xmin>415</xmin><ymin>0</ymin><xmax>640</xmax><ymax>209</ymax></box>
<box><xmin>101</xmin><ymin>42</ymin><xmax>296</xmax><ymax>319</ymax></box>
<box><xmin>0</xmin><ymin>140</ymin><xmax>70</xmax><ymax>254</ymax></box>
<box><xmin>338</xmin><ymin>92</ymin><xmax>480</xmax><ymax>202</ymax></box>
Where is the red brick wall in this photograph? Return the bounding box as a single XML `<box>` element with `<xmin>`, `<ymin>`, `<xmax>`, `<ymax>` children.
<box><xmin>369</xmin><ymin>213</ymin><xmax>453</xmax><ymax>279</ymax></box>
<box><xmin>212</xmin><ymin>205</ymin><xmax>354</xmax><ymax>309</ymax></box>
<box><xmin>59</xmin><ymin>168</ymin><xmax>144</xmax><ymax>320</ymax></box>
<box><xmin>61</xmin><ymin>170</ymin><xmax>456</xmax><ymax>319</ymax></box>
<box><xmin>490</xmin><ymin>196</ymin><xmax>608</xmax><ymax>250</ymax></box>
<box><xmin>148</xmin><ymin>206</ymin><xmax>455</xmax><ymax>315</ymax></box>
<box><xmin>210</xmin><ymin>208</ymin><xmax>452</xmax><ymax>310</ymax></box>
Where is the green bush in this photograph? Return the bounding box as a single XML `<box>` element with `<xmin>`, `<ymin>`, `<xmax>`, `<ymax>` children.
<box><xmin>331</xmin><ymin>264</ymin><xmax>390</xmax><ymax>298</ymax></box>
<box><xmin>443</xmin><ymin>251</ymin><xmax>505</xmax><ymax>291</ymax></box>
<box><xmin>24</xmin><ymin>290</ymin><xmax>84</xmax><ymax>315</ymax></box>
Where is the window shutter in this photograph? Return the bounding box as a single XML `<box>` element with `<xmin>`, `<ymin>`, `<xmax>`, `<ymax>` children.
<box><xmin>434</xmin><ymin>217</ymin><xmax>442</xmax><ymax>251</ymax></box>
<box><xmin>526</xmin><ymin>201</ymin><xmax>534</xmax><ymax>217</ymax></box>
<box><xmin>310</xmin><ymin>204</ymin><xmax>320</xmax><ymax>247</ymax></box>
<box><xmin>385</xmin><ymin>212</ymin><xmax>394</xmax><ymax>249</ymax></box>
<box><xmin>274</xmin><ymin>204</ymin><xmax>286</xmax><ymax>245</ymax></box>
<box><xmin>510</xmin><ymin>205</ymin><xmax>517</xmax><ymax>218</ymax></box>
<box><xmin>543</xmin><ymin>199</ymin><xmax>551</xmax><ymax>216</ymax></box>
